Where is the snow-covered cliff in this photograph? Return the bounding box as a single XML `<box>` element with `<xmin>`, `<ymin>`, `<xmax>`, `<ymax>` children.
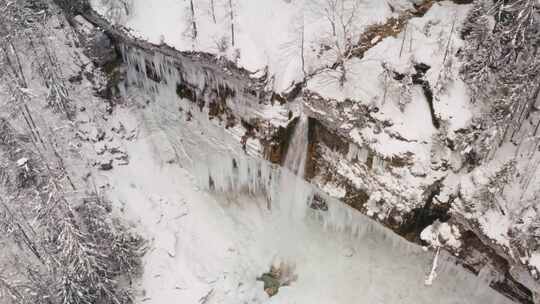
<box><xmin>1</xmin><ymin>0</ymin><xmax>539</xmax><ymax>303</ymax></box>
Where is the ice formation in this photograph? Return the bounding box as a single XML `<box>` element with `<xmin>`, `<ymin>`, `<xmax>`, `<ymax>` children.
<box><xmin>190</xmin><ymin>123</ymin><xmax>514</xmax><ymax>304</ymax></box>
<box><xmin>117</xmin><ymin>47</ymin><xmax>516</xmax><ymax>304</ymax></box>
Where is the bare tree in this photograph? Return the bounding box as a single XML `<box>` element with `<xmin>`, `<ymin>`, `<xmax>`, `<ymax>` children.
<box><xmin>210</xmin><ymin>0</ymin><xmax>217</xmax><ymax>24</ymax></box>
<box><xmin>300</xmin><ymin>20</ymin><xmax>306</xmax><ymax>77</ymax></box>
<box><xmin>187</xmin><ymin>0</ymin><xmax>198</xmax><ymax>44</ymax></box>
<box><xmin>310</xmin><ymin>0</ymin><xmax>363</xmax><ymax>86</ymax></box>
<box><xmin>228</xmin><ymin>0</ymin><xmax>236</xmax><ymax>47</ymax></box>
<box><xmin>280</xmin><ymin>12</ymin><xmax>307</xmax><ymax>81</ymax></box>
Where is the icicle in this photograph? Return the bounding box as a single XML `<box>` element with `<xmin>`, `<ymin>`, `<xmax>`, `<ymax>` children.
<box><xmin>372</xmin><ymin>154</ymin><xmax>385</xmax><ymax>173</ymax></box>
<box><xmin>346</xmin><ymin>143</ymin><xmax>357</xmax><ymax>162</ymax></box>
<box><xmin>346</xmin><ymin>143</ymin><xmax>369</xmax><ymax>163</ymax></box>
<box><xmin>425</xmin><ymin>247</ymin><xmax>441</xmax><ymax>286</ymax></box>
<box><xmin>193</xmin><ymin>151</ymin><xmax>425</xmax><ymax>255</ymax></box>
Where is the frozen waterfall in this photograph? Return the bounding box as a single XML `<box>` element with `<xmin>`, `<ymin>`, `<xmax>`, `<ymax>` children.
<box><xmin>118</xmin><ymin>47</ymin><xmax>515</xmax><ymax>304</ymax></box>
<box><xmin>191</xmin><ymin>140</ymin><xmax>514</xmax><ymax>304</ymax></box>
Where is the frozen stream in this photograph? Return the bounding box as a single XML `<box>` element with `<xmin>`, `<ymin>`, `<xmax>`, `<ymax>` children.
<box><xmin>96</xmin><ymin>48</ymin><xmax>516</xmax><ymax>304</ymax></box>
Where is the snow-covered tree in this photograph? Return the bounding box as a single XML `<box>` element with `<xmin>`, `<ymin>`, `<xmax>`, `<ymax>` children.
<box><xmin>459</xmin><ymin>0</ymin><xmax>540</xmax><ymax>159</ymax></box>
<box><xmin>472</xmin><ymin>161</ymin><xmax>517</xmax><ymax>213</ymax></box>
<box><xmin>0</xmin><ymin>3</ymin><xmax>145</xmax><ymax>303</ymax></box>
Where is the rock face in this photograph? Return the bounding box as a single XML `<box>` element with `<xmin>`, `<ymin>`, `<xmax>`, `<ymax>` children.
<box><xmin>71</xmin><ymin>15</ymin><xmax>117</xmax><ymax>68</ymax></box>
<box><xmin>257</xmin><ymin>262</ymin><xmax>298</xmax><ymax>297</ymax></box>
<box><xmin>54</xmin><ymin>0</ymin><xmax>539</xmax><ymax>303</ymax></box>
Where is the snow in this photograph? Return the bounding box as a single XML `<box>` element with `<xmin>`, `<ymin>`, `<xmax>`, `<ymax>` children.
<box><xmin>321</xmin><ymin>182</ymin><xmax>347</xmax><ymax>199</ymax></box>
<box><xmin>454</xmin><ymin>156</ymin><xmax>519</xmax><ymax>249</ymax></box>
<box><xmin>257</xmin><ymin>103</ymin><xmax>290</xmax><ymax>127</ymax></box>
<box><xmin>435</xmin><ymin>78</ymin><xmax>472</xmax><ymax>131</ymax></box>
<box><xmin>93</xmin><ymin>0</ymin><xmax>476</xmax><ymax>218</ymax></box>
<box><xmin>421</xmin><ymin>221</ymin><xmax>462</xmax><ymax>250</ymax></box>
<box><xmin>477</xmin><ymin>209</ymin><xmax>511</xmax><ymax>248</ymax></box>
<box><xmin>308</xmin><ymin>57</ymin><xmax>382</xmax><ymax>102</ymax></box>
<box><xmin>16</xmin><ymin>157</ymin><xmax>28</xmax><ymax>167</ymax></box>
<box><xmin>102</xmin><ymin>135</ymin><xmax>236</xmax><ymax>304</ymax></box>
<box><xmin>386</xmin><ymin>86</ymin><xmax>437</xmax><ymax>140</ymax></box>
<box><xmin>530</xmin><ymin>252</ymin><xmax>540</xmax><ymax>273</ymax></box>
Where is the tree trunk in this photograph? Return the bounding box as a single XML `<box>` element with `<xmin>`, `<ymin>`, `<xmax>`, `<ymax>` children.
<box><xmin>229</xmin><ymin>0</ymin><xmax>235</xmax><ymax>47</ymax></box>
<box><xmin>190</xmin><ymin>0</ymin><xmax>197</xmax><ymax>40</ymax></box>
<box><xmin>10</xmin><ymin>43</ymin><xmax>27</xmax><ymax>88</ymax></box>
<box><xmin>210</xmin><ymin>0</ymin><xmax>216</xmax><ymax>24</ymax></box>
<box><xmin>533</xmin><ymin>118</ymin><xmax>540</xmax><ymax>136</ymax></box>
<box><xmin>300</xmin><ymin>22</ymin><xmax>306</xmax><ymax>77</ymax></box>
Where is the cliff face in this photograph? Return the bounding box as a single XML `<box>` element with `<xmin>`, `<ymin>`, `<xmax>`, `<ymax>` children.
<box><xmin>52</xmin><ymin>0</ymin><xmax>540</xmax><ymax>303</ymax></box>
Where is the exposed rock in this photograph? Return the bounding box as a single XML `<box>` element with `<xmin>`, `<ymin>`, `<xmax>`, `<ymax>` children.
<box><xmin>72</xmin><ymin>15</ymin><xmax>118</xmax><ymax>68</ymax></box>
<box><xmin>98</xmin><ymin>158</ymin><xmax>113</xmax><ymax>171</ymax></box>
<box><xmin>263</xmin><ymin>117</ymin><xmax>300</xmax><ymax>165</ymax></box>
<box><xmin>411</xmin><ymin>63</ymin><xmax>440</xmax><ymax>129</ymax></box>
<box><xmin>310</xmin><ymin>194</ymin><xmax>329</xmax><ymax>211</ymax></box>
<box><xmin>399</xmin><ymin>179</ymin><xmax>449</xmax><ymax>242</ymax></box>
<box><xmin>257</xmin><ymin>262</ymin><xmax>297</xmax><ymax>297</ymax></box>
<box><xmin>258</xmin><ymin>273</ymin><xmax>280</xmax><ymax>297</ymax></box>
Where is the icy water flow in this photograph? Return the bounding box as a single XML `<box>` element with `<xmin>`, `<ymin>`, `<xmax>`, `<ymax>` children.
<box><xmin>283</xmin><ymin>115</ymin><xmax>309</xmax><ymax>177</ymax></box>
